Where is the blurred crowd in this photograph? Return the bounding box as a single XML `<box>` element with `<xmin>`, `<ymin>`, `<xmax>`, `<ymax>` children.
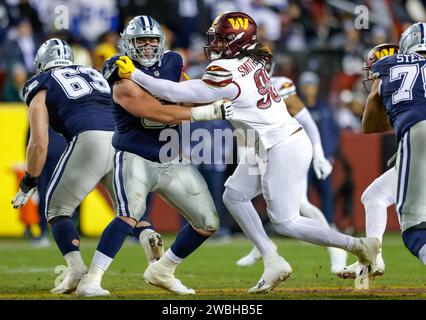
<box><xmin>1</xmin><ymin>0</ymin><xmax>425</xmax><ymax>127</ymax></box>
<box><xmin>1</xmin><ymin>0</ymin><xmax>425</xmax><ymax>240</ymax></box>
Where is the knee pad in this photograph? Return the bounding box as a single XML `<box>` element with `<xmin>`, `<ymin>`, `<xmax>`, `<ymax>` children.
<box><xmin>48</xmin><ymin>215</ymin><xmax>72</xmax><ymax>225</ymax></box>
<box><xmin>272</xmin><ymin>217</ymin><xmax>298</xmax><ymax>236</ymax></box>
<box><xmin>46</xmin><ymin>210</ymin><xmax>73</xmax><ymax>223</ymax></box>
<box><xmin>223</xmin><ymin>187</ymin><xmax>249</xmax><ymax>204</ymax></box>
<box><xmin>402</xmin><ymin>227</ymin><xmax>426</xmax><ymax>259</ymax></box>
<box><xmin>194</xmin><ymin>211</ymin><xmax>220</xmax><ymax>233</ymax></box>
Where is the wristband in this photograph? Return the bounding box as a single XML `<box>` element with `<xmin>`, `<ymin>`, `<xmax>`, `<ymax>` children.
<box><xmin>20</xmin><ymin>172</ymin><xmax>39</xmax><ymax>192</ymax></box>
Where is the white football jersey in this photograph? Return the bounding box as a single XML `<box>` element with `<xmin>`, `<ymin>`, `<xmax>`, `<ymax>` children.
<box><xmin>202</xmin><ymin>58</ymin><xmax>300</xmax><ymax>151</ymax></box>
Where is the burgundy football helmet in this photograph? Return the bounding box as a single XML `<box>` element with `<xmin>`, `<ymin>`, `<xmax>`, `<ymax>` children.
<box><xmin>204</xmin><ymin>11</ymin><xmax>258</xmax><ymax>61</ymax></box>
<box><xmin>362</xmin><ymin>43</ymin><xmax>399</xmax><ymax>93</ymax></box>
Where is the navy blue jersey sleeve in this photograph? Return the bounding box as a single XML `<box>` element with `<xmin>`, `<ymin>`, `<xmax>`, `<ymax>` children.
<box><xmin>22</xmin><ymin>73</ymin><xmax>51</xmax><ymax>106</ymax></box>
<box><xmin>163</xmin><ymin>51</ymin><xmax>184</xmax><ymax>82</ymax></box>
<box><xmin>372</xmin><ymin>55</ymin><xmax>396</xmax><ymax>78</ymax></box>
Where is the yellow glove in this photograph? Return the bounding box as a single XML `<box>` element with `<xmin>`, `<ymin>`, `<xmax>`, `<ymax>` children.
<box><xmin>115</xmin><ymin>55</ymin><xmax>136</xmax><ymax>79</ymax></box>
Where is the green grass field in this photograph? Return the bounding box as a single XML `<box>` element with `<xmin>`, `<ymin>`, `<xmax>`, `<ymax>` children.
<box><xmin>0</xmin><ymin>232</ymin><xmax>425</xmax><ymax>300</ymax></box>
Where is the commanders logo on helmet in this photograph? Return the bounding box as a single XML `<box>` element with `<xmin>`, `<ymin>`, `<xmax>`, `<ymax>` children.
<box><xmin>204</xmin><ymin>11</ymin><xmax>257</xmax><ymax>61</ymax></box>
<box><xmin>362</xmin><ymin>43</ymin><xmax>399</xmax><ymax>93</ymax></box>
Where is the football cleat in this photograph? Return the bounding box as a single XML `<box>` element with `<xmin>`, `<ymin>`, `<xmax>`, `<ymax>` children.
<box><xmin>350</xmin><ymin>237</ymin><xmax>381</xmax><ymax>267</ymax></box>
<box><xmin>336</xmin><ymin>253</ymin><xmax>385</xmax><ymax>279</ymax></box>
<box><xmin>51</xmin><ymin>266</ymin><xmax>87</xmax><ymax>294</ymax></box>
<box><xmin>143</xmin><ymin>260</ymin><xmax>195</xmax><ymax>295</ymax></box>
<box><xmin>236</xmin><ymin>246</ymin><xmax>262</xmax><ymax>267</ymax></box>
<box><xmin>140</xmin><ymin>230</ymin><xmax>164</xmax><ymax>264</ymax></box>
<box><xmin>75</xmin><ymin>274</ymin><xmax>110</xmax><ymax>297</ymax></box>
<box><xmin>248</xmin><ymin>256</ymin><xmax>292</xmax><ymax>294</ymax></box>
<box><xmin>328</xmin><ymin>247</ymin><xmax>348</xmax><ymax>274</ymax></box>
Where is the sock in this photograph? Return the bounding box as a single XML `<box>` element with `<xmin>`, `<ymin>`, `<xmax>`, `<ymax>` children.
<box><xmin>273</xmin><ymin>215</ymin><xmax>357</xmax><ymax>251</ymax></box>
<box><xmin>87</xmin><ymin>251</ymin><xmax>113</xmax><ymax>283</ymax></box>
<box><xmin>133</xmin><ymin>221</ymin><xmax>155</xmax><ymax>240</ymax></box>
<box><xmin>50</xmin><ymin>216</ymin><xmax>80</xmax><ymax>256</ymax></box>
<box><xmin>419</xmin><ymin>244</ymin><xmax>426</xmax><ymax>265</ymax></box>
<box><xmin>160</xmin><ymin>253</ymin><xmax>179</xmax><ymax>271</ymax></box>
<box><xmin>170</xmin><ymin>223</ymin><xmax>209</xmax><ymax>260</ymax></box>
<box><xmin>223</xmin><ymin>188</ymin><xmax>276</xmax><ymax>254</ymax></box>
<box><xmin>263</xmin><ymin>250</ymin><xmax>281</xmax><ymax>265</ymax></box>
<box><xmin>364</xmin><ymin>202</ymin><xmax>387</xmax><ymax>243</ymax></box>
<box><xmin>64</xmin><ymin>251</ymin><xmax>86</xmax><ymax>270</ymax></box>
<box><xmin>96</xmin><ymin>217</ymin><xmax>133</xmax><ymax>259</ymax></box>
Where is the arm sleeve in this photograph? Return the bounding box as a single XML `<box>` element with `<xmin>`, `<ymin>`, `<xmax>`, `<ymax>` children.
<box><xmin>294</xmin><ymin>107</ymin><xmax>325</xmax><ymax>158</ymax></box>
<box><xmin>131</xmin><ymin>68</ymin><xmax>239</xmax><ymax>103</ymax></box>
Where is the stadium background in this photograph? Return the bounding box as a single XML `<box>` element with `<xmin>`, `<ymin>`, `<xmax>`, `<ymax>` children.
<box><xmin>1</xmin><ymin>0</ymin><xmax>424</xmax><ymax>239</ymax></box>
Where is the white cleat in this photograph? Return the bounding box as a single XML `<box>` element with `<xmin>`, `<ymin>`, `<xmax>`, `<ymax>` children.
<box><xmin>374</xmin><ymin>252</ymin><xmax>385</xmax><ymax>276</ymax></box>
<box><xmin>328</xmin><ymin>247</ymin><xmax>348</xmax><ymax>274</ymax></box>
<box><xmin>75</xmin><ymin>274</ymin><xmax>110</xmax><ymax>297</ymax></box>
<box><xmin>248</xmin><ymin>256</ymin><xmax>292</xmax><ymax>294</ymax></box>
<box><xmin>51</xmin><ymin>266</ymin><xmax>87</xmax><ymax>294</ymax></box>
<box><xmin>336</xmin><ymin>252</ymin><xmax>385</xmax><ymax>279</ymax></box>
<box><xmin>351</xmin><ymin>237</ymin><xmax>381</xmax><ymax>267</ymax></box>
<box><xmin>140</xmin><ymin>230</ymin><xmax>164</xmax><ymax>264</ymax></box>
<box><xmin>236</xmin><ymin>246</ymin><xmax>262</xmax><ymax>267</ymax></box>
<box><xmin>143</xmin><ymin>260</ymin><xmax>195</xmax><ymax>295</ymax></box>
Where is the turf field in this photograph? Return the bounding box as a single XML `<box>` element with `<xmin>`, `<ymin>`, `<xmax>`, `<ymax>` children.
<box><xmin>0</xmin><ymin>232</ymin><xmax>425</xmax><ymax>300</ymax></box>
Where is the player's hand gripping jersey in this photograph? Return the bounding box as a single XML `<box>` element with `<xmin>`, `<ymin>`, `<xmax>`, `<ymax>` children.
<box><xmin>372</xmin><ymin>52</ymin><xmax>426</xmax><ymax>142</ymax></box>
<box><xmin>102</xmin><ymin>51</ymin><xmax>183</xmax><ymax>162</ymax></box>
<box><xmin>202</xmin><ymin>58</ymin><xmax>300</xmax><ymax>150</ymax></box>
<box><xmin>22</xmin><ymin>65</ymin><xmax>115</xmax><ymax>140</ymax></box>
<box><xmin>129</xmin><ymin>56</ymin><xmax>301</xmax><ymax>152</ymax></box>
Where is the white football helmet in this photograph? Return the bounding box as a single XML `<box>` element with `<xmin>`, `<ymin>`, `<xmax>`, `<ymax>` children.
<box><xmin>121</xmin><ymin>15</ymin><xmax>165</xmax><ymax>67</ymax></box>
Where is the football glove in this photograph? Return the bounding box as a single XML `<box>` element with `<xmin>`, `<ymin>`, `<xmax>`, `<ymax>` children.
<box><xmin>313</xmin><ymin>156</ymin><xmax>333</xmax><ymax>180</ymax></box>
<box><xmin>115</xmin><ymin>55</ymin><xmax>136</xmax><ymax>79</ymax></box>
<box><xmin>12</xmin><ymin>172</ymin><xmax>38</xmax><ymax>209</ymax></box>
<box><xmin>191</xmin><ymin>99</ymin><xmax>234</xmax><ymax>122</ymax></box>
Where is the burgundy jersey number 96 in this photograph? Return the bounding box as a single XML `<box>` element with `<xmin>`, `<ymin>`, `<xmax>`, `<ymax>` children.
<box><xmin>254</xmin><ymin>68</ymin><xmax>281</xmax><ymax>109</ymax></box>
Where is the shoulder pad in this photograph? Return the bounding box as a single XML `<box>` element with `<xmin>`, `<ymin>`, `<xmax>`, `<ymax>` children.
<box><xmin>22</xmin><ymin>73</ymin><xmax>49</xmax><ymax>105</ymax></box>
<box><xmin>372</xmin><ymin>55</ymin><xmax>396</xmax><ymax>78</ymax></box>
<box><xmin>161</xmin><ymin>51</ymin><xmax>183</xmax><ymax>69</ymax></box>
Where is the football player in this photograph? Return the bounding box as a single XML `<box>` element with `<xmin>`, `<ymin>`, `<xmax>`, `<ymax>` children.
<box><xmin>115</xmin><ymin>11</ymin><xmax>381</xmax><ymax>293</ymax></box>
<box><xmin>362</xmin><ymin>23</ymin><xmax>426</xmax><ymax>266</ymax></box>
<box><xmin>236</xmin><ymin>66</ymin><xmax>348</xmax><ymax>274</ymax></box>
<box><xmin>13</xmin><ymin>38</ymin><xmax>117</xmax><ymax>295</ymax></box>
<box><xmin>76</xmin><ymin>16</ymin><xmax>233</xmax><ymax>297</ymax></box>
<box><xmin>336</xmin><ymin>44</ymin><xmax>400</xmax><ymax>279</ymax></box>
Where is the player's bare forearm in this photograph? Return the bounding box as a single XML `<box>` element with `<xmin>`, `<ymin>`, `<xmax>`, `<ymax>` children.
<box><xmin>26</xmin><ymin>90</ymin><xmax>49</xmax><ymax>177</ymax></box>
<box><xmin>362</xmin><ymin>80</ymin><xmax>393</xmax><ymax>133</ymax></box>
<box><xmin>113</xmin><ymin>79</ymin><xmax>192</xmax><ymax>124</ymax></box>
